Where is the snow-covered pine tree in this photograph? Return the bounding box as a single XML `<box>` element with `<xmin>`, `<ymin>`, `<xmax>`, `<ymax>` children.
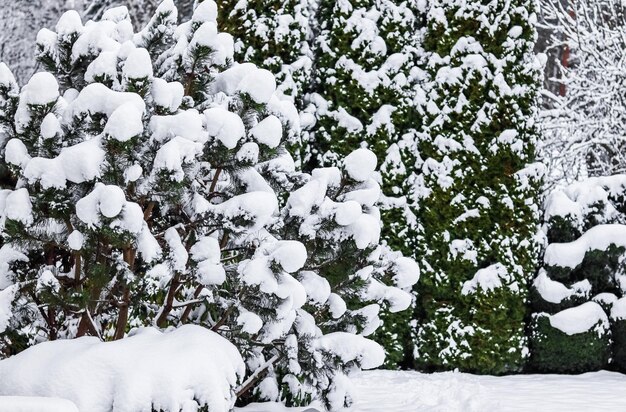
<box><xmin>412</xmin><ymin>0</ymin><xmax>544</xmax><ymax>374</ymax></box>
<box><xmin>0</xmin><ymin>1</ymin><xmax>419</xmax><ymax>409</ymax></box>
<box><xmin>305</xmin><ymin>0</ymin><xmax>426</xmax><ymax>367</ymax></box>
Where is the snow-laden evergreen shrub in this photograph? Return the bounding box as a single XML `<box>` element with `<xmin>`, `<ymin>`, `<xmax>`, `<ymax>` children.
<box><xmin>411</xmin><ymin>0</ymin><xmax>544</xmax><ymax>374</ymax></box>
<box><xmin>0</xmin><ymin>1</ymin><xmax>419</xmax><ymax>410</ymax></box>
<box><xmin>531</xmin><ymin>176</ymin><xmax>626</xmax><ymax>373</ymax></box>
<box><xmin>529</xmin><ymin>307</ymin><xmax>611</xmax><ymax>373</ymax></box>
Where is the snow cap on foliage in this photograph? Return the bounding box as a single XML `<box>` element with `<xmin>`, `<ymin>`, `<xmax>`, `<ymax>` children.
<box><xmin>549</xmin><ymin>302</ymin><xmax>609</xmax><ymax>336</ymax></box>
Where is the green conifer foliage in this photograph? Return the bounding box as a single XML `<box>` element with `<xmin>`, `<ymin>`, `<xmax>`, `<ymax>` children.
<box><xmin>412</xmin><ymin>0</ymin><xmax>543</xmax><ymax>373</ymax></box>
<box><xmin>213</xmin><ymin>0</ymin><xmax>311</xmax><ymax>164</ymax></box>
<box><xmin>307</xmin><ymin>0</ymin><xmax>426</xmax><ymax>368</ymax></box>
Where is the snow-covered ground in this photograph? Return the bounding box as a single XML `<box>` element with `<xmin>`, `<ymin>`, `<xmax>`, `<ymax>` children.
<box><xmin>240</xmin><ymin>370</ymin><xmax>626</xmax><ymax>412</ymax></box>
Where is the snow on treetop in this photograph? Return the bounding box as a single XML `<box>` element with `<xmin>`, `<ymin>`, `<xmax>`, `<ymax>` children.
<box><xmin>549</xmin><ymin>301</ymin><xmax>609</xmax><ymax>336</ymax></box>
<box><xmin>237</xmin><ymin>68</ymin><xmax>277</xmax><ymax>104</ymax></box>
<box><xmin>101</xmin><ymin>6</ymin><xmax>130</xmax><ymax>23</ymax></box>
<box><xmin>250</xmin><ymin>115</ymin><xmax>283</xmax><ymax>148</ymax></box>
<box><xmin>205</xmin><ymin>107</ymin><xmax>246</xmax><ymax>149</ymax></box>
<box><xmin>193</xmin><ymin>0</ymin><xmax>219</xmax><ymax>24</ymax></box>
<box><xmin>544</xmin><ymin>224</ymin><xmax>626</xmax><ymax>269</ymax></box>
<box><xmin>55</xmin><ymin>10</ymin><xmax>83</xmax><ymax>39</ymax></box>
<box><xmin>151</xmin><ymin>78</ymin><xmax>184</xmax><ymax>112</ymax></box>
<box><xmin>392</xmin><ymin>256</ymin><xmax>421</xmax><ymax>289</ymax></box>
<box><xmin>0</xmin><ymin>325</ymin><xmax>244</xmax><ymax>412</ymax></box>
<box><xmin>104</xmin><ymin>102</ymin><xmax>144</xmax><ymax>142</ymax></box>
<box><xmin>40</xmin><ymin>113</ymin><xmax>62</xmax><ymax>140</ymax></box>
<box><xmin>0</xmin><ymin>63</ymin><xmax>17</xmax><ymax>92</ymax></box>
<box><xmin>123</xmin><ymin>47</ymin><xmax>153</xmax><ymax>79</ymax></box>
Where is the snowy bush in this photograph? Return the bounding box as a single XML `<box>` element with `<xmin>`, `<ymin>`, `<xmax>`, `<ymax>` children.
<box><xmin>531</xmin><ymin>176</ymin><xmax>626</xmax><ymax>372</ymax></box>
<box><xmin>529</xmin><ymin>304</ymin><xmax>611</xmax><ymax>373</ymax></box>
<box><xmin>0</xmin><ymin>1</ymin><xmax>418</xmax><ymax>410</ymax></box>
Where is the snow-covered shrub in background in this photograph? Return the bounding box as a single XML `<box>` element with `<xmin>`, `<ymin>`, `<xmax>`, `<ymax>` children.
<box><xmin>530</xmin><ymin>176</ymin><xmax>626</xmax><ymax>372</ymax></box>
<box><xmin>0</xmin><ymin>1</ymin><xmax>419</xmax><ymax>410</ymax></box>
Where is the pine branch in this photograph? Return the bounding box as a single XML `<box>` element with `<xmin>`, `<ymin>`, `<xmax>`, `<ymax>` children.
<box><xmin>235</xmin><ymin>353</ymin><xmax>282</xmax><ymax>398</ymax></box>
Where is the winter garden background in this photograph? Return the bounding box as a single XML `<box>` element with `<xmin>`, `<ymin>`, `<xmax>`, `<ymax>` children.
<box><xmin>0</xmin><ymin>0</ymin><xmax>625</xmax><ymax>411</ymax></box>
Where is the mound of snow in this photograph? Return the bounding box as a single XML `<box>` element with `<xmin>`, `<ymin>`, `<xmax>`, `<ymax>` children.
<box><xmin>544</xmin><ymin>224</ymin><xmax>626</xmax><ymax>269</ymax></box>
<box><xmin>0</xmin><ymin>325</ymin><xmax>245</xmax><ymax>412</ymax></box>
<box><xmin>549</xmin><ymin>302</ymin><xmax>609</xmax><ymax>335</ymax></box>
<box><xmin>533</xmin><ymin>270</ymin><xmax>590</xmax><ymax>304</ymax></box>
<box><xmin>343</xmin><ymin>148</ymin><xmax>377</xmax><ymax>182</ymax></box>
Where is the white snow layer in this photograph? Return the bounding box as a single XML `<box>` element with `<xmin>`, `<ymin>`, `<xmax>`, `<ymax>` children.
<box><xmin>343</xmin><ymin>148</ymin><xmax>377</xmax><ymax>182</ymax></box>
<box><xmin>238</xmin><ymin>370</ymin><xmax>626</xmax><ymax>412</ymax></box>
<box><xmin>533</xmin><ymin>270</ymin><xmax>590</xmax><ymax>304</ymax></box>
<box><xmin>611</xmin><ymin>297</ymin><xmax>626</xmax><ymax>321</ymax></box>
<box><xmin>544</xmin><ymin>224</ymin><xmax>626</xmax><ymax>268</ymax></box>
<box><xmin>0</xmin><ymin>325</ymin><xmax>244</xmax><ymax>412</ymax></box>
<box><xmin>0</xmin><ymin>397</ymin><xmax>79</xmax><ymax>412</ymax></box>
<box><xmin>548</xmin><ymin>301</ymin><xmax>609</xmax><ymax>335</ymax></box>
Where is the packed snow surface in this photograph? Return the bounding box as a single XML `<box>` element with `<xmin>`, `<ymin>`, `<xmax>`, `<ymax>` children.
<box><xmin>238</xmin><ymin>370</ymin><xmax>626</xmax><ymax>412</ymax></box>
<box><xmin>0</xmin><ymin>325</ymin><xmax>244</xmax><ymax>412</ymax></box>
<box><xmin>0</xmin><ymin>397</ymin><xmax>79</xmax><ymax>412</ymax></box>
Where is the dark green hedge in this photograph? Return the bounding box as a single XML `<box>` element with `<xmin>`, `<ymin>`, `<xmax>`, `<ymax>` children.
<box><xmin>529</xmin><ymin>314</ymin><xmax>611</xmax><ymax>373</ymax></box>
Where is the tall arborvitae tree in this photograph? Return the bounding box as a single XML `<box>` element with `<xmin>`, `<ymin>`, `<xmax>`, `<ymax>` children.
<box><xmin>306</xmin><ymin>0</ymin><xmax>426</xmax><ymax>368</ymax></box>
<box><xmin>411</xmin><ymin>0</ymin><xmax>544</xmax><ymax>373</ymax></box>
<box><xmin>0</xmin><ymin>1</ymin><xmax>419</xmax><ymax>409</ymax></box>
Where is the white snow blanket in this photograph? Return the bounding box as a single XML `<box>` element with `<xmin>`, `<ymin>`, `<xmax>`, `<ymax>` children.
<box><xmin>238</xmin><ymin>370</ymin><xmax>626</xmax><ymax>412</ymax></box>
<box><xmin>0</xmin><ymin>397</ymin><xmax>79</xmax><ymax>412</ymax></box>
<box><xmin>0</xmin><ymin>325</ymin><xmax>244</xmax><ymax>412</ymax></box>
